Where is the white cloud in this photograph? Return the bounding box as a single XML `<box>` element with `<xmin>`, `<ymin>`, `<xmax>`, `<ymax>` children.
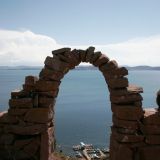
<box><xmin>0</xmin><ymin>29</ymin><xmax>160</xmax><ymax>66</ymax></box>
<box><xmin>0</xmin><ymin>29</ymin><xmax>61</xmax><ymax>66</ymax></box>
<box><xmin>96</xmin><ymin>36</ymin><xmax>160</xmax><ymax>66</ymax></box>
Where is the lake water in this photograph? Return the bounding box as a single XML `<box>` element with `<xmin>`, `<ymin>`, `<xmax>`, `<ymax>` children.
<box><xmin>0</xmin><ymin>69</ymin><xmax>160</xmax><ymax>155</ymax></box>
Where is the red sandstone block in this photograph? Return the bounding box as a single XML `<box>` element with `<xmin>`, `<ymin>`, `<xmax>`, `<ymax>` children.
<box><xmin>23</xmin><ymin>84</ymin><xmax>35</xmax><ymax>92</ymax></box>
<box><xmin>0</xmin><ymin>133</ymin><xmax>15</xmax><ymax>145</ymax></box>
<box><xmin>134</xmin><ymin>101</ymin><xmax>143</xmax><ymax>107</ymax></box>
<box><xmin>53</xmin><ymin>52</ymin><xmax>78</xmax><ymax>69</ymax></box>
<box><xmin>12</xmin><ymin>150</ymin><xmax>31</xmax><ymax>159</ymax></box>
<box><xmin>38</xmin><ymin>97</ymin><xmax>55</xmax><ymax>107</ymax></box>
<box><xmin>37</xmin><ymin>90</ymin><xmax>59</xmax><ymax>98</ymax></box>
<box><xmin>11</xmin><ymin>89</ymin><xmax>30</xmax><ymax>99</ymax></box>
<box><xmin>0</xmin><ymin>111</ymin><xmax>18</xmax><ymax>124</ymax></box>
<box><xmin>93</xmin><ymin>54</ymin><xmax>110</xmax><ymax>66</ymax></box>
<box><xmin>14</xmin><ymin>138</ymin><xmax>33</xmax><ymax>149</ymax></box>
<box><xmin>13</xmin><ymin>137</ymin><xmax>40</xmax><ymax>159</ymax></box>
<box><xmin>112</xmin><ymin>115</ymin><xmax>139</xmax><ymax>130</ymax></box>
<box><xmin>40</xmin><ymin>127</ymin><xmax>54</xmax><ymax>160</ymax></box>
<box><xmin>143</xmin><ymin>108</ymin><xmax>160</xmax><ymax>125</ymax></box>
<box><xmin>24</xmin><ymin>108</ymin><xmax>53</xmax><ymax>123</ymax></box>
<box><xmin>110</xmin><ymin>143</ymin><xmax>133</xmax><ymax>160</ymax></box>
<box><xmin>111</xmin><ymin>104</ymin><xmax>143</xmax><ymax>120</ymax></box>
<box><xmin>140</xmin><ymin>124</ymin><xmax>160</xmax><ymax>135</ymax></box>
<box><xmin>110</xmin><ymin>135</ymin><xmax>146</xmax><ymax>155</ymax></box>
<box><xmin>103</xmin><ymin>67</ymin><xmax>128</xmax><ymax>80</ymax></box>
<box><xmin>39</xmin><ymin>67</ymin><xmax>64</xmax><ymax>81</ymax></box>
<box><xmin>79</xmin><ymin>49</ymin><xmax>87</xmax><ymax>62</ymax></box>
<box><xmin>44</xmin><ymin>56</ymin><xmax>69</xmax><ymax>73</ymax></box>
<box><xmin>107</xmin><ymin>77</ymin><xmax>129</xmax><ymax>89</ymax></box>
<box><xmin>85</xmin><ymin>46</ymin><xmax>95</xmax><ymax>63</ymax></box>
<box><xmin>4</xmin><ymin>124</ymin><xmax>48</xmax><ymax>135</ymax></box>
<box><xmin>53</xmin><ymin>53</ymin><xmax>71</xmax><ymax>64</ymax></box>
<box><xmin>110</xmin><ymin>135</ymin><xmax>118</xmax><ymax>160</ymax></box>
<box><xmin>69</xmin><ymin>49</ymin><xmax>81</xmax><ymax>66</ymax></box>
<box><xmin>9</xmin><ymin>98</ymin><xmax>33</xmax><ymax>108</ymax></box>
<box><xmin>52</xmin><ymin>47</ymin><xmax>71</xmax><ymax>55</ymax></box>
<box><xmin>33</xmin><ymin>93</ymin><xmax>38</xmax><ymax>107</ymax></box>
<box><xmin>35</xmin><ymin>80</ymin><xmax>60</xmax><ymax>92</ymax></box>
<box><xmin>8</xmin><ymin>108</ymin><xmax>28</xmax><ymax>116</ymax></box>
<box><xmin>90</xmin><ymin>51</ymin><xmax>102</xmax><ymax>64</ymax></box>
<box><xmin>110</xmin><ymin>93</ymin><xmax>143</xmax><ymax>104</ymax></box>
<box><xmin>114</xmin><ymin>126</ymin><xmax>137</xmax><ymax>134</ymax></box>
<box><xmin>139</xmin><ymin>146</ymin><xmax>160</xmax><ymax>160</ymax></box>
<box><xmin>110</xmin><ymin>137</ymin><xmax>139</xmax><ymax>160</ymax></box>
<box><xmin>23</xmin><ymin>137</ymin><xmax>40</xmax><ymax>157</ymax></box>
<box><xmin>145</xmin><ymin>135</ymin><xmax>160</xmax><ymax>144</ymax></box>
<box><xmin>25</xmin><ymin>75</ymin><xmax>38</xmax><ymax>85</ymax></box>
<box><xmin>112</xmin><ymin>128</ymin><xmax>144</xmax><ymax>143</ymax></box>
<box><xmin>110</xmin><ymin>84</ymin><xmax>143</xmax><ymax>96</ymax></box>
<box><xmin>99</xmin><ymin>60</ymin><xmax>118</xmax><ymax>72</ymax></box>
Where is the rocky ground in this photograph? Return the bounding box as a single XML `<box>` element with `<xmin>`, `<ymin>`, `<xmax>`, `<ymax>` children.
<box><xmin>53</xmin><ymin>152</ymin><xmax>109</xmax><ymax>160</ymax></box>
<box><xmin>53</xmin><ymin>152</ymin><xmax>77</xmax><ymax>160</ymax></box>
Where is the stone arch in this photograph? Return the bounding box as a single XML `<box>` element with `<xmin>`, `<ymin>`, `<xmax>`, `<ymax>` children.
<box><xmin>0</xmin><ymin>47</ymin><xmax>160</xmax><ymax>160</ymax></box>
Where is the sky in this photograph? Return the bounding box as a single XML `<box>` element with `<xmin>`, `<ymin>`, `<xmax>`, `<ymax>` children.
<box><xmin>0</xmin><ymin>0</ymin><xmax>160</xmax><ymax>66</ymax></box>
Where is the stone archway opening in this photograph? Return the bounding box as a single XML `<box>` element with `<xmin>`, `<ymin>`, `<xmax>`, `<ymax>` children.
<box><xmin>54</xmin><ymin>66</ymin><xmax>111</xmax><ymax>155</ymax></box>
<box><xmin>0</xmin><ymin>47</ymin><xmax>160</xmax><ymax>160</ymax></box>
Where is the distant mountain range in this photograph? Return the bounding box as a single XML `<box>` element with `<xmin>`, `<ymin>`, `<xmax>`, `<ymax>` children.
<box><xmin>0</xmin><ymin>66</ymin><xmax>42</xmax><ymax>70</ymax></box>
<box><xmin>77</xmin><ymin>65</ymin><xmax>160</xmax><ymax>70</ymax></box>
<box><xmin>125</xmin><ymin>66</ymin><xmax>160</xmax><ymax>70</ymax></box>
<box><xmin>0</xmin><ymin>65</ymin><xmax>160</xmax><ymax>70</ymax></box>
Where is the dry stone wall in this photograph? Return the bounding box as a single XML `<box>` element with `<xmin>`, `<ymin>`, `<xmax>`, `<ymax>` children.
<box><xmin>0</xmin><ymin>46</ymin><xmax>160</xmax><ymax>160</ymax></box>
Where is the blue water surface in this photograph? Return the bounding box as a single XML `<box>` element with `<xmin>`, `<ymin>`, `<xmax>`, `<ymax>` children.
<box><xmin>0</xmin><ymin>69</ymin><xmax>160</xmax><ymax>154</ymax></box>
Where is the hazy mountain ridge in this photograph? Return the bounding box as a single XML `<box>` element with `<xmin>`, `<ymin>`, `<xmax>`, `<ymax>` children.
<box><xmin>0</xmin><ymin>65</ymin><xmax>160</xmax><ymax>70</ymax></box>
<box><xmin>126</xmin><ymin>65</ymin><xmax>160</xmax><ymax>70</ymax></box>
<box><xmin>0</xmin><ymin>66</ymin><xmax>43</xmax><ymax>70</ymax></box>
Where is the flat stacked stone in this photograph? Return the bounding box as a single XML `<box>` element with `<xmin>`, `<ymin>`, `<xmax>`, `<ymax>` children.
<box><xmin>0</xmin><ymin>74</ymin><xmax>55</xmax><ymax>159</ymax></box>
